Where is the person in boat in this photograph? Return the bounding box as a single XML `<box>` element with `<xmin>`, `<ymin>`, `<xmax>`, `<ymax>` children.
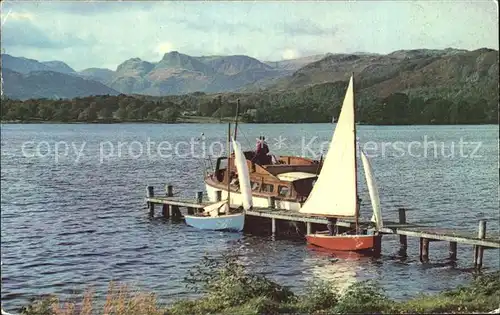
<box><xmin>327</xmin><ymin>195</ymin><xmax>361</xmax><ymax>236</ymax></box>
<box><xmin>327</xmin><ymin>217</ymin><xmax>338</xmax><ymax>236</ymax></box>
<box><xmin>261</xmin><ymin>137</ymin><xmax>270</xmax><ymax>155</ymax></box>
<box><xmin>252</xmin><ymin>136</ymin><xmax>270</xmax><ymax>165</ymax></box>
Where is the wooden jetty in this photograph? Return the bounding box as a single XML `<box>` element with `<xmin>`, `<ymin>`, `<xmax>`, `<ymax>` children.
<box><xmin>145</xmin><ymin>185</ymin><xmax>500</xmax><ymax>269</ymax></box>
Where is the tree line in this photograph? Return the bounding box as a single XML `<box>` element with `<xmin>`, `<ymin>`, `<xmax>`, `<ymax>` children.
<box><xmin>0</xmin><ymin>87</ymin><xmax>496</xmax><ymax>124</ymax></box>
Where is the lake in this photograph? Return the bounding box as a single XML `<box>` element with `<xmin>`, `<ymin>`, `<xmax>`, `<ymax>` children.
<box><xmin>1</xmin><ymin>123</ymin><xmax>499</xmax><ymax>310</ymax></box>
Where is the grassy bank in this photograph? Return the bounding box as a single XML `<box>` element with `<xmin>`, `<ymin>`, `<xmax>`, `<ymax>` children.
<box><xmin>17</xmin><ymin>255</ymin><xmax>500</xmax><ymax>315</ymax></box>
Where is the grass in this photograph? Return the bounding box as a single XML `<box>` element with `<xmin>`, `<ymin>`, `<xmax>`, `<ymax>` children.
<box><xmin>17</xmin><ymin>255</ymin><xmax>500</xmax><ymax>315</ymax></box>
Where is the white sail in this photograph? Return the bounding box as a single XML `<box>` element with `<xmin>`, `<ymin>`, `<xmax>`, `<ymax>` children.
<box><xmin>360</xmin><ymin>150</ymin><xmax>384</xmax><ymax>229</ymax></box>
<box><xmin>232</xmin><ymin>138</ymin><xmax>253</xmax><ymax>210</ymax></box>
<box><xmin>299</xmin><ymin>76</ymin><xmax>357</xmax><ymax>217</ymax></box>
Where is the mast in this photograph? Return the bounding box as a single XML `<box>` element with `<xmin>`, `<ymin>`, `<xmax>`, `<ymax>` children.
<box><xmin>219</xmin><ymin>95</ymin><xmax>222</xmax><ymax>123</ymax></box>
<box><xmin>352</xmin><ymin>73</ymin><xmax>359</xmax><ymax>232</ymax></box>
<box><xmin>234</xmin><ymin>99</ymin><xmax>240</xmax><ymax>141</ymax></box>
<box><xmin>227</xmin><ymin>122</ymin><xmax>232</xmax><ymax>212</ymax></box>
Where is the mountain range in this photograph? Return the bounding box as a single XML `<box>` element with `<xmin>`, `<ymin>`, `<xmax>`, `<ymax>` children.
<box><xmin>1</xmin><ymin>52</ymin><xmax>325</xmax><ymax>99</ymax></box>
<box><xmin>1</xmin><ymin>48</ymin><xmax>498</xmax><ymax>102</ymax></box>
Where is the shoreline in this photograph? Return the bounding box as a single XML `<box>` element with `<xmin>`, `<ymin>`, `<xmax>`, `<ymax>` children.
<box><xmin>1</xmin><ymin>120</ymin><xmax>498</xmax><ymax>126</ymax></box>
<box><xmin>11</xmin><ymin>259</ymin><xmax>500</xmax><ymax>315</ymax></box>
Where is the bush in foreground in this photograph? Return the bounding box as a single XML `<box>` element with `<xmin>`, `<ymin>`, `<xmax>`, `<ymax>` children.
<box><xmin>18</xmin><ymin>255</ymin><xmax>500</xmax><ymax>315</ymax></box>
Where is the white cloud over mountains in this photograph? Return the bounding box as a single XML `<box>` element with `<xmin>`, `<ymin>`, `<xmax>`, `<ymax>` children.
<box><xmin>1</xmin><ymin>1</ymin><xmax>497</xmax><ymax>71</ymax></box>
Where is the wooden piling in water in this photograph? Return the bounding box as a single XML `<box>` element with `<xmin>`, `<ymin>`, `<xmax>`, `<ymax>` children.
<box><xmin>420</xmin><ymin>238</ymin><xmax>430</xmax><ymax>262</ymax></box>
<box><xmin>163</xmin><ymin>185</ymin><xmax>172</xmax><ymax>218</ymax></box>
<box><xmin>373</xmin><ymin>233</ymin><xmax>382</xmax><ymax>257</ymax></box>
<box><xmin>215</xmin><ymin>190</ymin><xmax>222</xmax><ymax>202</ymax></box>
<box><xmin>166</xmin><ymin>184</ymin><xmax>173</xmax><ymax>197</ymax></box>
<box><xmin>474</xmin><ymin>220</ymin><xmax>486</xmax><ymax>269</ymax></box>
<box><xmin>271</xmin><ymin>218</ymin><xmax>276</xmax><ymax>235</ymax></box>
<box><xmin>449</xmin><ymin>242</ymin><xmax>457</xmax><ymax>261</ymax></box>
<box><xmin>188</xmin><ymin>191</ymin><xmax>204</xmax><ymax>215</ymax></box>
<box><xmin>147</xmin><ymin>186</ymin><xmax>155</xmax><ymax>216</ymax></box>
<box><xmin>171</xmin><ymin>205</ymin><xmax>182</xmax><ymax>219</ymax></box>
<box><xmin>398</xmin><ymin>208</ymin><xmax>408</xmax><ymax>256</ymax></box>
<box><xmin>162</xmin><ymin>204</ymin><xmax>170</xmax><ymax>218</ymax></box>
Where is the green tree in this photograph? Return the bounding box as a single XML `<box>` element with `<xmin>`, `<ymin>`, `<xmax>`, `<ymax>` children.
<box><xmin>115</xmin><ymin>107</ymin><xmax>128</xmax><ymax>121</ymax></box>
<box><xmin>38</xmin><ymin>105</ymin><xmax>55</xmax><ymax>120</ymax></box>
<box><xmin>53</xmin><ymin>105</ymin><xmax>70</xmax><ymax>122</ymax></box>
<box><xmin>98</xmin><ymin>107</ymin><xmax>113</xmax><ymax>120</ymax></box>
<box><xmin>161</xmin><ymin>107</ymin><xmax>179</xmax><ymax>123</ymax></box>
<box><xmin>87</xmin><ymin>102</ymin><xmax>98</xmax><ymax>122</ymax></box>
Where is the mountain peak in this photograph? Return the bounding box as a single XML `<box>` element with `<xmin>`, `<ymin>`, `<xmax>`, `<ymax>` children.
<box><xmin>41</xmin><ymin>60</ymin><xmax>75</xmax><ymax>74</ymax></box>
<box><xmin>155</xmin><ymin>51</ymin><xmax>213</xmax><ymax>75</ymax></box>
<box><xmin>161</xmin><ymin>51</ymin><xmax>183</xmax><ymax>60</ymax></box>
<box><xmin>115</xmin><ymin>58</ymin><xmax>154</xmax><ymax>75</ymax></box>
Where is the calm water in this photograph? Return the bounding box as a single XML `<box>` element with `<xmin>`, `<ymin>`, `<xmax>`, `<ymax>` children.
<box><xmin>1</xmin><ymin>123</ymin><xmax>499</xmax><ymax>310</ymax></box>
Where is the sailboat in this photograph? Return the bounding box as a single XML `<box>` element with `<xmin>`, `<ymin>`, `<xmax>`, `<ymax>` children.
<box><xmin>299</xmin><ymin>74</ymin><xmax>384</xmax><ymax>252</ymax></box>
<box><xmin>184</xmin><ymin>123</ymin><xmax>252</xmax><ymax>232</ymax></box>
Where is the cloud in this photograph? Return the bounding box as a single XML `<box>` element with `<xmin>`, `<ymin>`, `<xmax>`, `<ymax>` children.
<box><xmin>154</xmin><ymin>41</ymin><xmax>175</xmax><ymax>57</ymax></box>
<box><xmin>1</xmin><ymin>1</ymin><xmax>497</xmax><ymax>70</ymax></box>
<box><xmin>2</xmin><ymin>19</ymin><xmax>63</xmax><ymax>48</ymax></box>
<box><xmin>180</xmin><ymin>18</ymin><xmax>262</xmax><ymax>34</ymax></box>
<box><xmin>2</xmin><ymin>15</ymin><xmax>94</xmax><ymax>50</ymax></box>
<box><xmin>2</xmin><ymin>1</ymin><xmax>157</xmax><ymax>16</ymax></box>
<box><xmin>1</xmin><ymin>10</ymin><xmax>35</xmax><ymax>25</ymax></box>
<box><xmin>282</xmin><ymin>49</ymin><xmax>300</xmax><ymax>60</ymax></box>
<box><xmin>282</xmin><ymin>19</ymin><xmax>338</xmax><ymax>36</ymax></box>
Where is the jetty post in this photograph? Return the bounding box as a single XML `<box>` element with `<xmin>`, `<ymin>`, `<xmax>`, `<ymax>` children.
<box><xmin>398</xmin><ymin>208</ymin><xmax>408</xmax><ymax>256</ymax></box>
<box><xmin>162</xmin><ymin>184</ymin><xmax>172</xmax><ymax>218</ymax></box>
<box><xmin>449</xmin><ymin>242</ymin><xmax>458</xmax><ymax>261</ymax></box>
<box><xmin>373</xmin><ymin>233</ymin><xmax>382</xmax><ymax>257</ymax></box>
<box><xmin>474</xmin><ymin>220</ymin><xmax>486</xmax><ymax>269</ymax></box>
<box><xmin>189</xmin><ymin>191</ymin><xmax>204</xmax><ymax>215</ymax></box>
<box><xmin>271</xmin><ymin>218</ymin><xmax>276</xmax><ymax>236</ymax></box>
<box><xmin>147</xmin><ymin>186</ymin><xmax>155</xmax><ymax>217</ymax></box>
<box><xmin>420</xmin><ymin>238</ymin><xmax>430</xmax><ymax>263</ymax></box>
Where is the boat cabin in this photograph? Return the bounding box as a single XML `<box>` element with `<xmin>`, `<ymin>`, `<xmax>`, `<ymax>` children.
<box><xmin>207</xmin><ymin>151</ymin><xmax>322</xmax><ymax>203</ymax></box>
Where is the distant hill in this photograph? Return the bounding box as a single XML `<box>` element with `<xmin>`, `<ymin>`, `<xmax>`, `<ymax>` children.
<box><xmin>78</xmin><ymin>68</ymin><xmax>115</xmax><ymax>84</ymax></box>
<box><xmin>1</xmin><ymin>48</ymin><xmax>498</xmax><ymax>104</ymax></box>
<box><xmin>264</xmin><ymin>54</ymin><xmax>327</xmax><ymax>70</ymax></box>
<box><xmin>1</xmin><ymin>68</ymin><xmax>119</xmax><ymax>100</ymax></box>
<box><xmin>268</xmin><ymin>48</ymin><xmax>498</xmax><ymax>104</ymax></box>
<box><xmin>200</xmin><ymin>54</ymin><xmax>272</xmax><ymax>75</ymax></box>
<box><xmin>41</xmin><ymin>60</ymin><xmax>76</xmax><ymax>74</ymax></box>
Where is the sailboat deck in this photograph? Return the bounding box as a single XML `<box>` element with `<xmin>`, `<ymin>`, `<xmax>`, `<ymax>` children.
<box><xmin>145</xmin><ymin>196</ymin><xmax>500</xmax><ymax>248</ymax></box>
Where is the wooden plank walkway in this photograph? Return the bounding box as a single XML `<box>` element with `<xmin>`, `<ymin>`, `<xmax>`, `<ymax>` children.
<box><xmin>145</xmin><ymin>195</ymin><xmax>500</xmax><ymax>249</ymax></box>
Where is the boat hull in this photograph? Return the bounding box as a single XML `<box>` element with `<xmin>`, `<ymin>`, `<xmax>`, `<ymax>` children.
<box><xmin>205</xmin><ymin>182</ymin><xmax>302</xmax><ymax>211</ymax></box>
<box><xmin>306</xmin><ymin>233</ymin><xmax>379</xmax><ymax>251</ymax></box>
<box><xmin>184</xmin><ymin>213</ymin><xmax>245</xmax><ymax>232</ymax></box>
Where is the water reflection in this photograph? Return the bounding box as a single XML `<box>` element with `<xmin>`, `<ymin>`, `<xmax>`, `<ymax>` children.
<box><xmin>307</xmin><ymin>247</ymin><xmax>373</xmax><ymax>291</ymax></box>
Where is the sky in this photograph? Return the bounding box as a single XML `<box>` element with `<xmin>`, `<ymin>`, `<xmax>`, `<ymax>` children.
<box><xmin>1</xmin><ymin>1</ymin><xmax>498</xmax><ymax>71</ymax></box>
